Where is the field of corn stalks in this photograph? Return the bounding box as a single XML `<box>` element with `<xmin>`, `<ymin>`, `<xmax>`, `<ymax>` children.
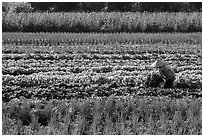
<box><xmin>2</xmin><ymin>12</ymin><xmax>202</xmax><ymax>33</ymax></box>
<box><xmin>2</xmin><ymin>11</ymin><xmax>202</xmax><ymax>135</ymax></box>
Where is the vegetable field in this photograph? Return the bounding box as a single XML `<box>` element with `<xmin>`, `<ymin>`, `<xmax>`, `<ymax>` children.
<box><xmin>2</xmin><ymin>32</ymin><xmax>202</xmax><ymax>135</ymax></box>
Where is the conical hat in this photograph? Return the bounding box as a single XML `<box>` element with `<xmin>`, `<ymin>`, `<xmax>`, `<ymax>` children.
<box><xmin>150</xmin><ymin>59</ymin><xmax>166</xmax><ymax>68</ymax></box>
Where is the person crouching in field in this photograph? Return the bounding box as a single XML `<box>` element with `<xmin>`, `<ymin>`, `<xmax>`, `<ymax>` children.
<box><xmin>150</xmin><ymin>59</ymin><xmax>176</xmax><ymax>88</ymax></box>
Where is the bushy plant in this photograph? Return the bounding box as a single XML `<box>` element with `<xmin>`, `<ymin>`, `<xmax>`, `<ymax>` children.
<box><xmin>145</xmin><ymin>71</ymin><xmax>164</xmax><ymax>88</ymax></box>
<box><xmin>6</xmin><ymin>2</ymin><xmax>33</xmax><ymax>13</ymax></box>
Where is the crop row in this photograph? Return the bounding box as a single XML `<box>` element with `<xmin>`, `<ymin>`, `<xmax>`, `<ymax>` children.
<box><xmin>2</xmin><ymin>52</ymin><xmax>201</xmax><ymax>64</ymax></box>
<box><xmin>2</xmin><ymin>83</ymin><xmax>202</xmax><ymax>103</ymax></box>
<box><xmin>2</xmin><ymin>43</ymin><xmax>202</xmax><ymax>56</ymax></box>
<box><xmin>3</xmin><ymin>96</ymin><xmax>202</xmax><ymax>134</ymax></box>
<box><xmin>2</xmin><ymin>64</ymin><xmax>202</xmax><ymax>76</ymax></box>
<box><xmin>3</xmin><ymin>12</ymin><xmax>202</xmax><ymax>33</ymax></box>
<box><xmin>2</xmin><ymin>56</ymin><xmax>202</xmax><ymax>74</ymax></box>
<box><xmin>2</xmin><ymin>32</ymin><xmax>202</xmax><ymax>45</ymax></box>
<box><xmin>3</xmin><ymin>71</ymin><xmax>201</xmax><ymax>88</ymax></box>
<box><xmin>2</xmin><ymin>54</ymin><xmax>201</xmax><ymax>75</ymax></box>
<box><xmin>2</xmin><ymin>70</ymin><xmax>202</xmax><ymax>101</ymax></box>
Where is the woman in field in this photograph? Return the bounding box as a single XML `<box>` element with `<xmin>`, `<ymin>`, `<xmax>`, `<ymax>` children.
<box><xmin>150</xmin><ymin>59</ymin><xmax>176</xmax><ymax>88</ymax></box>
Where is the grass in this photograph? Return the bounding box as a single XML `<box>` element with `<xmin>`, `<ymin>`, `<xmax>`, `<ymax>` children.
<box><xmin>2</xmin><ymin>96</ymin><xmax>202</xmax><ymax>135</ymax></box>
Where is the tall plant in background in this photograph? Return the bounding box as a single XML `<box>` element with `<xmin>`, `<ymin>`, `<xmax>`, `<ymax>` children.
<box><xmin>2</xmin><ymin>12</ymin><xmax>202</xmax><ymax>33</ymax></box>
<box><xmin>2</xmin><ymin>2</ymin><xmax>33</xmax><ymax>13</ymax></box>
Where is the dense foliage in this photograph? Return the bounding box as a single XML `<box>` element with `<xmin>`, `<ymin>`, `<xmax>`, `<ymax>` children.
<box><xmin>2</xmin><ymin>12</ymin><xmax>202</xmax><ymax>33</ymax></box>
<box><xmin>3</xmin><ymin>96</ymin><xmax>201</xmax><ymax>135</ymax></box>
<box><xmin>3</xmin><ymin>2</ymin><xmax>202</xmax><ymax>12</ymax></box>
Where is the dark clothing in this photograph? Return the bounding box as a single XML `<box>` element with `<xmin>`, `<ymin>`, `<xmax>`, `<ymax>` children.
<box><xmin>164</xmin><ymin>79</ymin><xmax>174</xmax><ymax>88</ymax></box>
<box><xmin>159</xmin><ymin>65</ymin><xmax>176</xmax><ymax>80</ymax></box>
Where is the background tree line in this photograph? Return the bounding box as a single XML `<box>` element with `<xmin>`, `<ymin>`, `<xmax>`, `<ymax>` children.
<box><xmin>2</xmin><ymin>2</ymin><xmax>202</xmax><ymax>13</ymax></box>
